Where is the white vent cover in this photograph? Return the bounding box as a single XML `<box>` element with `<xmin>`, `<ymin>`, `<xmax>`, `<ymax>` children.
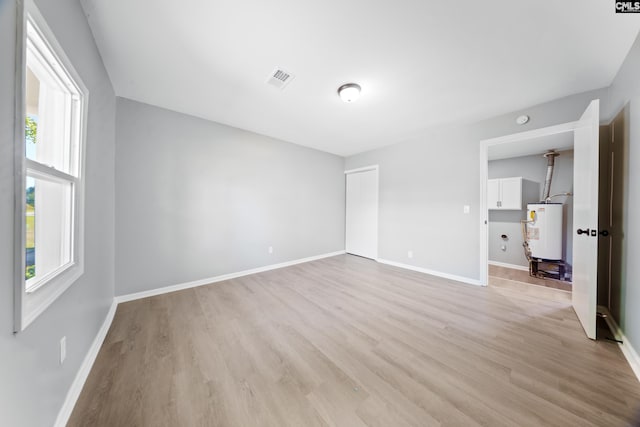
<box><xmin>266</xmin><ymin>68</ymin><xmax>294</xmax><ymax>90</ymax></box>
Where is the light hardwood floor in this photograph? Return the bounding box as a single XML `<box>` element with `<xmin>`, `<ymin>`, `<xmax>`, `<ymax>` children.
<box><xmin>69</xmin><ymin>255</ymin><xmax>640</xmax><ymax>426</ymax></box>
<box><xmin>489</xmin><ymin>264</ymin><xmax>572</xmax><ymax>292</ymax></box>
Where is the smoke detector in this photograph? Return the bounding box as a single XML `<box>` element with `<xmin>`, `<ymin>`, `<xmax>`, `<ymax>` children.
<box><xmin>266</xmin><ymin>68</ymin><xmax>294</xmax><ymax>90</ymax></box>
<box><xmin>516</xmin><ymin>115</ymin><xmax>530</xmax><ymax>125</ymax></box>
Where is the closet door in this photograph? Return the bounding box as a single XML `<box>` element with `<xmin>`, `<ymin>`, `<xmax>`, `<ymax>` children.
<box><xmin>345</xmin><ymin>168</ymin><xmax>378</xmax><ymax>259</ymax></box>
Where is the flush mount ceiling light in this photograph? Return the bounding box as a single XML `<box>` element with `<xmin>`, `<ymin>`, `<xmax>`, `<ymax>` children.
<box><xmin>338</xmin><ymin>83</ymin><xmax>361</xmax><ymax>103</ymax></box>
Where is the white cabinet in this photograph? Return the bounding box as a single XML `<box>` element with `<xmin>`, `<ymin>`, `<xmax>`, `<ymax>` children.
<box><xmin>487</xmin><ymin>180</ymin><xmax>501</xmax><ymax>209</ymax></box>
<box><xmin>488</xmin><ymin>177</ymin><xmax>522</xmax><ymax>210</ymax></box>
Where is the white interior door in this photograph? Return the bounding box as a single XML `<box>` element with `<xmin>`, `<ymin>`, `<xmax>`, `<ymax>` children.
<box><xmin>572</xmin><ymin>99</ymin><xmax>600</xmax><ymax>339</ymax></box>
<box><xmin>345</xmin><ymin>168</ymin><xmax>378</xmax><ymax>259</ymax></box>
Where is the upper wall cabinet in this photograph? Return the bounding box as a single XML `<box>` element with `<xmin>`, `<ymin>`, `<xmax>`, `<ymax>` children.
<box><xmin>488</xmin><ymin>177</ymin><xmax>522</xmax><ymax>210</ymax></box>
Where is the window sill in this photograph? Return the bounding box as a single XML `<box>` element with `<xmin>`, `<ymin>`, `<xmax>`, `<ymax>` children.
<box><xmin>25</xmin><ymin>261</ymin><xmax>75</xmax><ymax>294</ymax></box>
<box><xmin>20</xmin><ymin>263</ymin><xmax>83</xmax><ymax>330</ymax></box>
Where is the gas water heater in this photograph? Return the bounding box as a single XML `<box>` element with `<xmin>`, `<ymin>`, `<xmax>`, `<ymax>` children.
<box><xmin>526</xmin><ymin>203</ymin><xmax>563</xmax><ymax>261</ymax></box>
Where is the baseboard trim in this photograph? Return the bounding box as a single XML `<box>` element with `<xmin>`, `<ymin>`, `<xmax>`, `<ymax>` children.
<box><xmin>488</xmin><ymin>260</ymin><xmax>529</xmax><ymax>272</ymax></box>
<box><xmin>377</xmin><ymin>258</ymin><xmax>482</xmax><ymax>287</ymax></box>
<box><xmin>599</xmin><ymin>305</ymin><xmax>640</xmax><ymax>383</ymax></box>
<box><xmin>54</xmin><ymin>299</ymin><xmax>118</xmax><ymax>427</ymax></box>
<box><xmin>116</xmin><ymin>250</ymin><xmax>347</xmax><ymax>303</ymax></box>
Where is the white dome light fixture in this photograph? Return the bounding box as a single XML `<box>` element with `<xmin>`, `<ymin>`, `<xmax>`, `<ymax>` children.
<box><xmin>338</xmin><ymin>83</ymin><xmax>361</xmax><ymax>103</ymax></box>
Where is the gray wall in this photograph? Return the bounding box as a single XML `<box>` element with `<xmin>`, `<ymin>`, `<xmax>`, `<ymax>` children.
<box><xmin>0</xmin><ymin>4</ymin><xmax>637</xmax><ymax>425</ymax></box>
<box><xmin>607</xmin><ymin>32</ymin><xmax>640</xmax><ymax>362</ymax></box>
<box><xmin>488</xmin><ymin>151</ymin><xmax>574</xmax><ymax>268</ymax></box>
<box><xmin>345</xmin><ymin>89</ymin><xmax>605</xmax><ymax>280</ymax></box>
<box><xmin>114</xmin><ymin>98</ymin><xmax>345</xmax><ymax>296</ymax></box>
<box><xmin>0</xmin><ymin>0</ymin><xmax>116</xmax><ymax>426</ymax></box>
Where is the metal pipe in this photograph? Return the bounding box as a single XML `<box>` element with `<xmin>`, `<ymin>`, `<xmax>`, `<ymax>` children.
<box><xmin>542</xmin><ymin>150</ymin><xmax>560</xmax><ymax>202</ymax></box>
<box><xmin>545</xmin><ymin>192</ymin><xmax>573</xmax><ymax>203</ymax></box>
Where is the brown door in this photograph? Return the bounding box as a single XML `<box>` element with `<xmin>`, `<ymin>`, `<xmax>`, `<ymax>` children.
<box><xmin>597</xmin><ymin>107</ymin><xmax>626</xmax><ymax>324</ymax></box>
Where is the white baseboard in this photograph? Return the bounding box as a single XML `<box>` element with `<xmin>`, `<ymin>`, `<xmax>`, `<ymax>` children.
<box><xmin>598</xmin><ymin>306</ymin><xmax>640</xmax><ymax>383</ymax></box>
<box><xmin>377</xmin><ymin>258</ymin><xmax>482</xmax><ymax>287</ymax></box>
<box><xmin>116</xmin><ymin>250</ymin><xmax>346</xmax><ymax>303</ymax></box>
<box><xmin>55</xmin><ymin>299</ymin><xmax>118</xmax><ymax>427</ymax></box>
<box><xmin>488</xmin><ymin>260</ymin><xmax>529</xmax><ymax>272</ymax></box>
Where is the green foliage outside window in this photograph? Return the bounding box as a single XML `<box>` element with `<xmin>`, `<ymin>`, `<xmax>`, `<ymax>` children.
<box><xmin>25</xmin><ymin>116</ymin><xmax>37</xmax><ymax>280</ymax></box>
<box><xmin>25</xmin><ymin>116</ymin><xmax>37</xmax><ymax>144</ymax></box>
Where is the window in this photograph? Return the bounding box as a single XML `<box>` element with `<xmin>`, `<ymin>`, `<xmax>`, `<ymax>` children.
<box><xmin>15</xmin><ymin>1</ymin><xmax>87</xmax><ymax>331</ymax></box>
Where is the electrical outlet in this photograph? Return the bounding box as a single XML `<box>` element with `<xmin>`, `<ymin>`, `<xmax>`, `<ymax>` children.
<box><xmin>463</xmin><ymin>205</ymin><xmax>470</xmax><ymax>214</ymax></box>
<box><xmin>268</xmin><ymin>246</ymin><xmax>273</xmax><ymax>254</ymax></box>
<box><xmin>407</xmin><ymin>250</ymin><xmax>413</xmax><ymax>259</ymax></box>
<box><xmin>60</xmin><ymin>336</ymin><xmax>66</xmax><ymax>365</ymax></box>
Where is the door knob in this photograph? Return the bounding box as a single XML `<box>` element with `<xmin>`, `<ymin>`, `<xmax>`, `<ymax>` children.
<box><xmin>599</xmin><ymin>230</ymin><xmax>609</xmax><ymax>237</ymax></box>
<box><xmin>577</xmin><ymin>228</ymin><xmax>590</xmax><ymax>235</ymax></box>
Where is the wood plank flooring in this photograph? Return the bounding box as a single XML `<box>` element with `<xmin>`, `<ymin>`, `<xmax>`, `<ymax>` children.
<box><xmin>69</xmin><ymin>255</ymin><xmax>640</xmax><ymax>426</ymax></box>
<box><xmin>489</xmin><ymin>264</ymin><xmax>572</xmax><ymax>292</ymax></box>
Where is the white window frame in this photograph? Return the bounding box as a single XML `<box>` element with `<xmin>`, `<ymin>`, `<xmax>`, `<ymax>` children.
<box><xmin>13</xmin><ymin>0</ymin><xmax>88</xmax><ymax>331</ymax></box>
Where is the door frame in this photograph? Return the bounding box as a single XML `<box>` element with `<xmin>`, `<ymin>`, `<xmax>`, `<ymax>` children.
<box><xmin>344</xmin><ymin>165</ymin><xmax>379</xmax><ymax>260</ymax></box>
<box><xmin>478</xmin><ymin>121</ymin><xmax>580</xmax><ymax>286</ymax></box>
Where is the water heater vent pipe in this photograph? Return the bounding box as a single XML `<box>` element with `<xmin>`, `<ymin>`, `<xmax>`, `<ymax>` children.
<box><xmin>542</xmin><ymin>150</ymin><xmax>560</xmax><ymax>202</ymax></box>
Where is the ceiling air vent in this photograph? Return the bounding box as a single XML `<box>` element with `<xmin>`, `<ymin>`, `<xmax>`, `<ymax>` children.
<box><xmin>266</xmin><ymin>68</ymin><xmax>294</xmax><ymax>90</ymax></box>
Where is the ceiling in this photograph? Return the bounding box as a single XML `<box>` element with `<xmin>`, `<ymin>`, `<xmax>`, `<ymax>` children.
<box><xmin>488</xmin><ymin>132</ymin><xmax>574</xmax><ymax>161</ymax></box>
<box><xmin>80</xmin><ymin>0</ymin><xmax>640</xmax><ymax>157</ymax></box>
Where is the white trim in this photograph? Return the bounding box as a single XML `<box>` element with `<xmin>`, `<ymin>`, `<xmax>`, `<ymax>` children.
<box><xmin>481</xmin><ymin>121</ymin><xmax>579</xmax><ymax>147</ymax></box>
<box><xmin>54</xmin><ymin>300</ymin><xmax>117</xmax><ymax>427</ymax></box>
<box><xmin>479</xmin><ymin>142</ymin><xmax>489</xmax><ymax>286</ymax></box>
<box><xmin>13</xmin><ymin>0</ymin><xmax>27</xmax><ymax>333</ymax></box>
<box><xmin>479</xmin><ymin>121</ymin><xmax>580</xmax><ymax>287</ymax></box>
<box><xmin>488</xmin><ymin>260</ymin><xmax>529</xmax><ymax>272</ymax></box>
<box><xmin>14</xmin><ymin>0</ymin><xmax>89</xmax><ymax>332</ymax></box>
<box><xmin>26</xmin><ymin>158</ymin><xmax>80</xmax><ymax>183</ymax></box>
<box><xmin>377</xmin><ymin>258</ymin><xmax>482</xmax><ymax>287</ymax></box>
<box><xmin>598</xmin><ymin>306</ymin><xmax>640</xmax><ymax>383</ymax></box>
<box><xmin>22</xmin><ymin>266</ymin><xmax>84</xmax><ymax>329</ymax></box>
<box><xmin>116</xmin><ymin>251</ymin><xmax>347</xmax><ymax>303</ymax></box>
<box><xmin>344</xmin><ymin>164</ymin><xmax>379</xmax><ymax>175</ymax></box>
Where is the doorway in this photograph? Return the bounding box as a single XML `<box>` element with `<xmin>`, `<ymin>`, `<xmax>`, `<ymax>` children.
<box><xmin>479</xmin><ymin>100</ymin><xmax>601</xmax><ymax>339</ymax></box>
<box><xmin>345</xmin><ymin>166</ymin><xmax>379</xmax><ymax>260</ymax></box>
<box><xmin>486</xmin><ymin>147</ymin><xmax>574</xmax><ymax>292</ymax></box>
